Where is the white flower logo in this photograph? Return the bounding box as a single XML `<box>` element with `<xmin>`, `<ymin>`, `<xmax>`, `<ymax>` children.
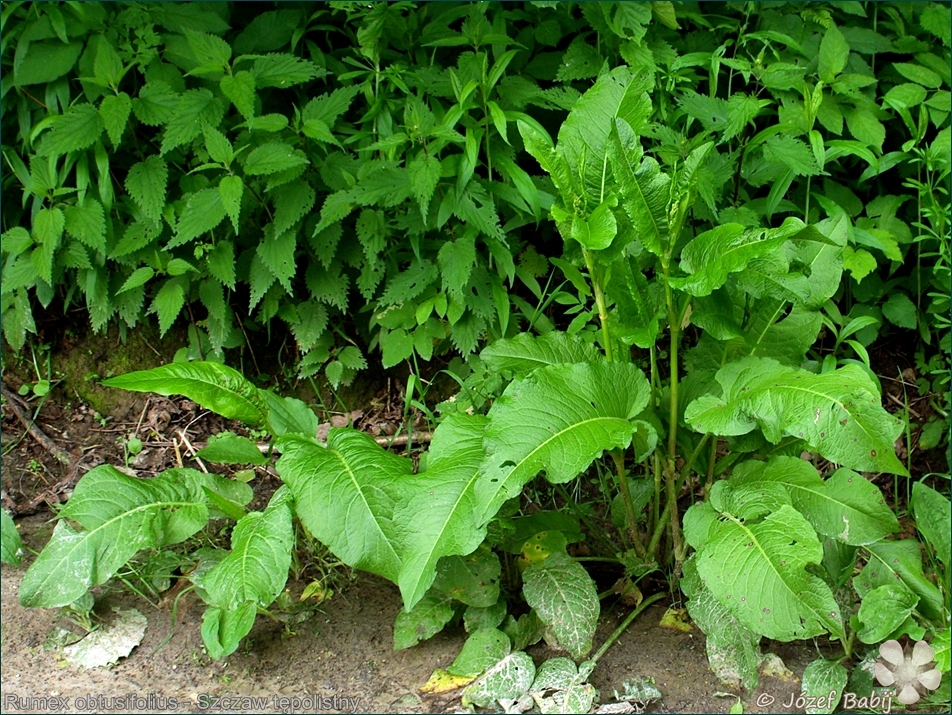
<box><xmin>874</xmin><ymin>639</ymin><xmax>943</xmax><ymax>705</ymax></box>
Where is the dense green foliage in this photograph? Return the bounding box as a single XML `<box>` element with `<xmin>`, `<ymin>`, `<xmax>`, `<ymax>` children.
<box><xmin>3</xmin><ymin>2</ymin><xmax>951</xmax><ymax>711</ymax></box>
<box><xmin>2</xmin><ymin>2</ymin><xmax>949</xmax><ymax>388</ymax></box>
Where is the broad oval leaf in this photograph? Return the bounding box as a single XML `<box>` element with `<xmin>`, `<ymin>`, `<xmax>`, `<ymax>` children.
<box><xmin>800</xmin><ymin>658</ymin><xmax>848</xmax><ymax>714</ymax></box>
<box><xmin>477</xmin><ymin>362</ymin><xmax>651</xmax><ymax>523</ymax></box>
<box><xmin>463</xmin><ymin>651</ymin><xmax>537</xmax><ymax>708</ymax></box>
<box><xmin>523</xmin><ymin>552</ymin><xmax>599</xmax><ymax>660</ymax></box>
<box><xmin>197</xmin><ymin>432</ymin><xmax>267</xmax><ymax>466</ymax></box>
<box><xmin>685</xmin><ymin>357</ymin><xmax>907</xmax><ymax>475</ymax></box>
<box><xmin>279</xmin><ymin>414</ymin><xmax>492</xmax><ymax>610</ymax></box>
<box><xmin>480</xmin><ymin>331</ymin><xmax>602</xmax><ymax>378</ymax></box>
<box><xmin>393</xmin><ymin>592</ymin><xmax>455</xmax><ymax>650</ymax></box>
<box><xmin>102</xmin><ymin>362</ymin><xmax>269</xmax><ymax>427</ymax></box>
<box><xmin>670</xmin><ymin>218</ymin><xmax>807</xmax><ymax>297</ymax></box>
<box><xmin>449</xmin><ymin>628</ymin><xmax>512</xmax><ymax>677</ymax></box>
<box><xmin>855</xmin><ymin>540</ymin><xmax>944</xmax><ymax>621</ymax></box>
<box><xmin>693</xmin><ymin>503</ymin><xmax>844</xmax><ymax>641</ymax></box>
<box><xmin>19</xmin><ymin>466</ymin><xmax>207</xmax><ymax>608</ymax></box>
<box><xmin>729</xmin><ymin>458</ymin><xmax>899</xmax><ymax>546</ymax></box>
<box><xmin>244</xmin><ymin>142</ymin><xmax>309</xmax><ymax>175</ymax></box>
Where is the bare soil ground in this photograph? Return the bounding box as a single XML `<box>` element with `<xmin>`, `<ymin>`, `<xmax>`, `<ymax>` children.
<box><xmin>1</xmin><ymin>331</ymin><xmax>947</xmax><ymax>714</ymax></box>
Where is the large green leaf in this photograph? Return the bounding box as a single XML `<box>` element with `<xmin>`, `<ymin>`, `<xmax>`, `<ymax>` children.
<box><xmin>171</xmin><ymin>188</ymin><xmax>227</xmax><ymax>248</ymax></box>
<box><xmin>277</xmin><ymin>414</ymin><xmax>492</xmax><ymax>609</ymax></box>
<box><xmin>523</xmin><ymin>552</ymin><xmax>599</xmax><ymax>660</ymax></box>
<box><xmin>477</xmin><ymin>362</ymin><xmax>652</xmax><ymax>523</ymax></box>
<box><xmin>611</xmin><ymin>125</ymin><xmax>670</xmax><ymax>258</ymax></box>
<box><xmin>688</xmin><ymin>502</ymin><xmax>844</xmax><ymax>641</ymax></box>
<box><xmin>669</xmin><ymin>218</ymin><xmax>807</xmax><ymax>297</ymax></box>
<box><xmin>102</xmin><ymin>362</ymin><xmax>269</xmax><ymax>427</ymax></box>
<box><xmin>480</xmin><ymin>331</ymin><xmax>602</xmax><ymax>378</ymax></box>
<box><xmin>685</xmin><ymin>357</ymin><xmax>907</xmax><ymax>475</ymax></box>
<box><xmin>683</xmin><ymin>566</ymin><xmax>762</xmax><ymax>691</ymax></box>
<box><xmin>557</xmin><ymin>66</ymin><xmax>652</xmax><ymax>206</ymax></box>
<box><xmin>200</xmin><ymin>488</ymin><xmax>294</xmax><ymax>659</ymax></box>
<box><xmin>729</xmin><ymin>458</ymin><xmax>899</xmax><ymax>546</ymax></box>
<box><xmin>20</xmin><ymin>466</ymin><xmax>208</xmax><ymax>608</ymax></box>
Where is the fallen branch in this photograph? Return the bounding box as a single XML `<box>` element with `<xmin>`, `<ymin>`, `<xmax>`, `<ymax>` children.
<box><xmin>2</xmin><ymin>384</ymin><xmax>71</xmax><ymax>465</ymax></box>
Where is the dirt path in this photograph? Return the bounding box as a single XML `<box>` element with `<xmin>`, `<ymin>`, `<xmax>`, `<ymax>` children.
<box><xmin>2</xmin><ymin>527</ymin><xmax>816</xmax><ymax>715</ymax></box>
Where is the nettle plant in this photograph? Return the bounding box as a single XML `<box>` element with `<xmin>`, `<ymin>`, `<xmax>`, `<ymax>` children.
<box><xmin>17</xmin><ymin>67</ymin><xmax>950</xmax><ymax>709</ymax></box>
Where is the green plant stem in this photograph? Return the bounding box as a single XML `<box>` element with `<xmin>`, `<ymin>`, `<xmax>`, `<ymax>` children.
<box><xmin>588</xmin><ymin>592</ymin><xmax>666</xmax><ymax>666</ymax></box>
<box><xmin>662</xmin><ymin>267</ymin><xmax>684</xmax><ymax>569</ymax></box>
<box><xmin>612</xmin><ymin>450</ymin><xmax>646</xmax><ymax>559</ymax></box>
<box><xmin>582</xmin><ymin>247</ymin><xmax>614</xmax><ymax>362</ymax></box>
<box><xmin>651</xmin><ymin>451</ymin><xmax>662</xmax><ymax>536</ymax></box>
<box><xmin>648</xmin><ymin>499</ymin><xmax>671</xmax><ymax>558</ymax></box>
<box><xmin>703</xmin><ymin>436</ymin><xmax>718</xmax><ymax>499</ymax></box>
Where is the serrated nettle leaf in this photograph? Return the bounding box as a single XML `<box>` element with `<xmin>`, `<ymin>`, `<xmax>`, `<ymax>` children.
<box><xmin>477</xmin><ymin>362</ymin><xmax>651</xmax><ymax>523</ymax></box>
<box><xmin>244</xmin><ymin>142</ymin><xmax>309</xmax><ymax>175</ymax></box>
<box><xmin>686</xmin><ymin>357</ymin><xmax>907</xmax><ymax>475</ymax></box>
<box><xmin>729</xmin><ymin>458</ymin><xmax>898</xmax><ymax>546</ymax></box>
<box><xmin>693</xmin><ymin>503</ymin><xmax>844</xmax><ymax>641</ymax></box>
<box><xmin>162</xmin><ymin>89</ymin><xmax>224</xmax><ymax>154</ymax></box>
<box><xmin>103</xmin><ymin>362</ymin><xmax>269</xmax><ymax>427</ymax></box>
<box><xmin>819</xmin><ymin>25</ymin><xmax>850</xmax><ymax>81</ymax></box>
<box><xmin>800</xmin><ymin>659</ymin><xmax>847</xmax><ymax>714</ymax></box>
<box><xmin>117</xmin><ymin>267</ymin><xmax>154</xmax><ymax>295</ymax></box>
<box><xmin>523</xmin><ymin>552</ymin><xmax>599</xmax><ymax>660</ymax></box>
<box><xmin>150</xmin><ymin>278</ymin><xmax>185</xmax><ymax>335</ymax></box>
<box><xmin>99</xmin><ymin>92</ymin><xmax>132</xmax><ymax>146</ymax></box>
<box><xmin>185</xmin><ymin>29</ymin><xmax>232</xmax><ymax>74</ymax></box>
<box><xmin>19</xmin><ymin>466</ymin><xmax>208</xmax><ymax>608</ymax></box>
<box><xmin>36</xmin><ymin>104</ymin><xmax>104</xmax><ymax>157</ymax></box>
<box><xmin>220</xmin><ymin>71</ymin><xmax>256</xmax><ymax>120</ymax></box>
<box><xmin>218</xmin><ymin>176</ymin><xmax>243</xmax><ymax>234</ymax></box>
<box><xmin>408</xmin><ymin>152</ymin><xmax>441</xmax><ymax>222</ymax></box>
<box><xmin>172</xmin><ymin>188</ymin><xmax>227</xmax><ymax>248</ymax></box>
<box><xmin>125</xmin><ymin>156</ymin><xmax>168</xmax><ymax>223</ymax></box>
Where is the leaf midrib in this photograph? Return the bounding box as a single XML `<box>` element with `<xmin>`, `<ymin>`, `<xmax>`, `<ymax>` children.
<box><xmin>720</xmin><ymin>512</ymin><xmax>838</xmax><ymax>636</ymax></box>
<box><xmin>484</xmin><ymin>414</ymin><xmax>632</xmax><ymax>518</ymax></box>
<box><xmin>24</xmin><ymin>499</ymin><xmax>202</xmax><ymax>605</ymax></box>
